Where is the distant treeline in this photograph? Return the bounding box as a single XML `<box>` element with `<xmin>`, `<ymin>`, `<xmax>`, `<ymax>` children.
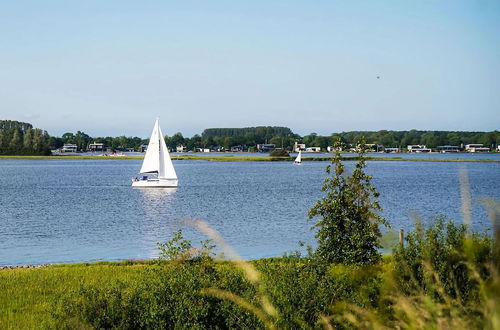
<box><xmin>202</xmin><ymin>126</ymin><xmax>294</xmax><ymax>138</ymax></box>
<box><xmin>50</xmin><ymin>131</ymin><xmax>147</xmax><ymax>152</ymax></box>
<box><xmin>1</xmin><ymin>119</ymin><xmax>499</xmax><ymax>155</ymax></box>
<box><xmin>304</xmin><ymin>130</ymin><xmax>500</xmax><ymax>150</ymax></box>
<box><xmin>0</xmin><ymin>120</ymin><xmax>51</xmax><ymax>155</ymax></box>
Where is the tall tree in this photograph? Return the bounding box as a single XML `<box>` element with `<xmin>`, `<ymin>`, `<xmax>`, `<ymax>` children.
<box><xmin>308</xmin><ymin>138</ymin><xmax>388</xmax><ymax>265</ymax></box>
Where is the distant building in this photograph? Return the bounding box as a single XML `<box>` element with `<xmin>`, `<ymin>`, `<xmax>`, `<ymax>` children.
<box><xmin>140</xmin><ymin>144</ymin><xmax>148</xmax><ymax>152</ymax></box>
<box><xmin>213</xmin><ymin>146</ymin><xmax>225</xmax><ymax>152</ymax></box>
<box><xmin>87</xmin><ymin>142</ymin><xmax>104</xmax><ymax>152</ymax></box>
<box><xmin>407</xmin><ymin>145</ymin><xmax>432</xmax><ymax>153</ymax></box>
<box><xmin>365</xmin><ymin>144</ymin><xmax>383</xmax><ymax>152</ymax></box>
<box><xmin>176</xmin><ymin>145</ymin><xmax>187</xmax><ymax>152</ymax></box>
<box><xmin>196</xmin><ymin>148</ymin><xmax>211</xmax><ymax>153</ymax></box>
<box><xmin>305</xmin><ymin>147</ymin><xmax>321</xmax><ymax>152</ymax></box>
<box><xmin>293</xmin><ymin>142</ymin><xmax>306</xmax><ymax>152</ymax></box>
<box><xmin>465</xmin><ymin>144</ymin><xmax>489</xmax><ymax>153</ymax></box>
<box><xmin>256</xmin><ymin>144</ymin><xmax>276</xmax><ymax>152</ymax></box>
<box><xmin>231</xmin><ymin>145</ymin><xmax>248</xmax><ymax>152</ymax></box>
<box><xmin>497</xmin><ymin>145</ymin><xmax>500</xmax><ymax>152</ymax></box>
<box><xmin>384</xmin><ymin>147</ymin><xmax>399</xmax><ymax>153</ymax></box>
<box><xmin>327</xmin><ymin>146</ymin><xmax>342</xmax><ymax>152</ymax></box>
<box><xmin>437</xmin><ymin>145</ymin><xmax>460</xmax><ymax>153</ymax></box>
<box><xmin>61</xmin><ymin>144</ymin><xmax>78</xmax><ymax>153</ymax></box>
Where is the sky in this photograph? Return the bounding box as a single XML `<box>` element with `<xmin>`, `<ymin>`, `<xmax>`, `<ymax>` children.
<box><xmin>0</xmin><ymin>1</ymin><xmax>499</xmax><ymax>138</ymax></box>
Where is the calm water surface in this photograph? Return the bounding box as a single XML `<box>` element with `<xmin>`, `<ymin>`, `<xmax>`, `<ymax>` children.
<box><xmin>0</xmin><ymin>159</ymin><xmax>498</xmax><ymax>266</ymax></box>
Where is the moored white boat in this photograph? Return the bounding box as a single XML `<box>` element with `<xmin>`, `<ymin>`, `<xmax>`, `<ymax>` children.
<box><xmin>132</xmin><ymin>118</ymin><xmax>178</xmax><ymax>188</ymax></box>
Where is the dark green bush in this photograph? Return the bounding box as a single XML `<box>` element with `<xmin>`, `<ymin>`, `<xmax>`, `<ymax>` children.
<box><xmin>57</xmin><ymin>261</ymin><xmax>261</xmax><ymax>329</ymax></box>
<box><xmin>54</xmin><ymin>257</ymin><xmax>386</xmax><ymax>329</ymax></box>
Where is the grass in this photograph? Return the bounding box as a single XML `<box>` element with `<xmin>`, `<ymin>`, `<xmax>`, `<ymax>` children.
<box><xmin>0</xmin><ymin>154</ymin><xmax>497</xmax><ymax>162</ymax></box>
<box><xmin>0</xmin><ymin>261</ymin><xmax>159</xmax><ymax>329</ymax></box>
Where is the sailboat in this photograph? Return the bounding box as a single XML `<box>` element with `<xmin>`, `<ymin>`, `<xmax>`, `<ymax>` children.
<box><xmin>132</xmin><ymin>118</ymin><xmax>178</xmax><ymax>188</ymax></box>
<box><xmin>294</xmin><ymin>150</ymin><xmax>302</xmax><ymax>165</ymax></box>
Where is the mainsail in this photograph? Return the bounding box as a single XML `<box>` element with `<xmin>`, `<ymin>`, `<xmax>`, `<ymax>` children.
<box><xmin>294</xmin><ymin>150</ymin><xmax>302</xmax><ymax>164</ymax></box>
<box><xmin>139</xmin><ymin>119</ymin><xmax>178</xmax><ymax>180</ymax></box>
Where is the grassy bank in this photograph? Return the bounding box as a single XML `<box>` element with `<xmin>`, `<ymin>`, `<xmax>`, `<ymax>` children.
<box><xmin>0</xmin><ymin>261</ymin><xmax>153</xmax><ymax>329</ymax></box>
<box><xmin>0</xmin><ymin>154</ymin><xmax>498</xmax><ymax>162</ymax></box>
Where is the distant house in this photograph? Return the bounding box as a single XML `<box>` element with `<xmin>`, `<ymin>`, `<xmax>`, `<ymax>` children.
<box><xmin>465</xmin><ymin>144</ymin><xmax>489</xmax><ymax>153</ymax></box>
<box><xmin>61</xmin><ymin>144</ymin><xmax>77</xmax><ymax>153</ymax></box>
<box><xmin>256</xmin><ymin>144</ymin><xmax>276</xmax><ymax>152</ymax></box>
<box><xmin>140</xmin><ymin>144</ymin><xmax>148</xmax><ymax>152</ymax></box>
<box><xmin>213</xmin><ymin>146</ymin><xmax>225</xmax><ymax>152</ymax></box>
<box><xmin>384</xmin><ymin>147</ymin><xmax>400</xmax><ymax>153</ymax></box>
<box><xmin>327</xmin><ymin>146</ymin><xmax>342</xmax><ymax>152</ymax></box>
<box><xmin>87</xmin><ymin>142</ymin><xmax>104</xmax><ymax>152</ymax></box>
<box><xmin>305</xmin><ymin>147</ymin><xmax>321</xmax><ymax>152</ymax></box>
<box><xmin>437</xmin><ymin>145</ymin><xmax>460</xmax><ymax>153</ymax></box>
<box><xmin>230</xmin><ymin>145</ymin><xmax>248</xmax><ymax>152</ymax></box>
<box><xmin>365</xmin><ymin>144</ymin><xmax>383</xmax><ymax>152</ymax></box>
<box><xmin>176</xmin><ymin>145</ymin><xmax>187</xmax><ymax>152</ymax></box>
<box><xmin>196</xmin><ymin>148</ymin><xmax>211</xmax><ymax>153</ymax></box>
<box><xmin>124</xmin><ymin>148</ymin><xmax>135</xmax><ymax>152</ymax></box>
<box><xmin>497</xmin><ymin>145</ymin><xmax>500</xmax><ymax>152</ymax></box>
<box><xmin>293</xmin><ymin>142</ymin><xmax>306</xmax><ymax>152</ymax></box>
<box><xmin>407</xmin><ymin>145</ymin><xmax>431</xmax><ymax>153</ymax></box>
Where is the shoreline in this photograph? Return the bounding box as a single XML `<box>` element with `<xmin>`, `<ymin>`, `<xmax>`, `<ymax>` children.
<box><xmin>0</xmin><ymin>155</ymin><xmax>498</xmax><ymax>162</ymax></box>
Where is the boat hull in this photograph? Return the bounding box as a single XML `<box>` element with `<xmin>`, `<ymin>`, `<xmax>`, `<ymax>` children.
<box><xmin>131</xmin><ymin>178</ymin><xmax>178</xmax><ymax>188</ymax></box>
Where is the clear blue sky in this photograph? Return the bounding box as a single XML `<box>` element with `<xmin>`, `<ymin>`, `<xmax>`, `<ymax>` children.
<box><xmin>1</xmin><ymin>1</ymin><xmax>499</xmax><ymax>137</ymax></box>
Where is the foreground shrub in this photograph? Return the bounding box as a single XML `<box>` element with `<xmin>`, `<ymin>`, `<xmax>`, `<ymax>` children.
<box><xmin>54</xmin><ymin>257</ymin><xmax>387</xmax><ymax>329</ymax></box>
<box><xmin>56</xmin><ymin>261</ymin><xmax>260</xmax><ymax>329</ymax></box>
<box><xmin>393</xmin><ymin>218</ymin><xmax>492</xmax><ymax>302</ymax></box>
<box><xmin>322</xmin><ymin>213</ymin><xmax>499</xmax><ymax>330</ymax></box>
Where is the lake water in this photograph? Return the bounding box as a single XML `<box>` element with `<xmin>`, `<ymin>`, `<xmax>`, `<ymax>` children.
<box><xmin>0</xmin><ymin>159</ymin><xmax>499</xmax><ymax>266</ymax></box>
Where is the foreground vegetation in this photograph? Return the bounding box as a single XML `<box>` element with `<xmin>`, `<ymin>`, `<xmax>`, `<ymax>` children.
<box><xmin>0</xmin><ymin>218</ymin><xmax>498</xmax><ymax>329</ymax></box>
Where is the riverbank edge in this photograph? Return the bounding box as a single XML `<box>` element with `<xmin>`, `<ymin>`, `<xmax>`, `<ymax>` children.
<box><xmin>0</xmin><ymin>155</ymin><xmax>498</xmax><ymax>162</ymax></box>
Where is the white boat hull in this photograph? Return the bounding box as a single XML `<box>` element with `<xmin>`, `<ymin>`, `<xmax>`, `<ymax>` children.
<box><xmin>132</xmin><ymin>178</ymin><xmax>178</xmax><ymax>188</ymax></box>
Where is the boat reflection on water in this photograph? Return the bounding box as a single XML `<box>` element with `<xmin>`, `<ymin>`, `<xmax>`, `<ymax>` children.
<box><xmin>136</xmin><ymin>187</ymin><xmax>179</xmax><ymax>258</ymax></box>
<box><xmin>138</xmin><ymin>187</ymin><xmax>177</xmax><ymax>205</ymax></box>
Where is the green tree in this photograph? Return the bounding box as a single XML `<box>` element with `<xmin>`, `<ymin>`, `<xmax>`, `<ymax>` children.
<box><xmin>9</xmin><ymin>129</ymin><xmax>22</xmax><ymax>151</ymax></box>
<box><xmin>308</xmin><ymin>138</ymin><xmax>388</xmax><ymax>265</ymax></box>
<box><xmin>23</xmin><ymin>128</ymin><xmax>33</xmax><ymax>153</ymax></box>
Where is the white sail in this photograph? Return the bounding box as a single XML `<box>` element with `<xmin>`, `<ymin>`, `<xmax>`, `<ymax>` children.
<box><xmin>294</xmin><ymin>150</ymin><xmax>302</xmax><ymax>164</ymax></box>
<box><xmin>140</xmin><ymin>119</ymin><xmax>161</xmax><ymax>174</ymax></box>
<box><xmin>157</xmin><ymin>123</ymin><xmax>177</xmax><ymax>179</ymax></box>
<box><xmin>139</xmin><ymin>119</ymin><xmax>177</xmax><ymax>180</ymax></box>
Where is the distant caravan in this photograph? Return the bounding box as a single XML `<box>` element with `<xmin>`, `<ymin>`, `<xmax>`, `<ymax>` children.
<box><xmin>132</xmin><ymin>118</ymin><xmax>178</xmax><ymax>188</ymax></box>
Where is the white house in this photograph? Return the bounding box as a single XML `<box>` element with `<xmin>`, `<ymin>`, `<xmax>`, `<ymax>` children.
<box><xmin>87</xmin><ymin>142</ymin><xmax>104</xmax><ymax>152</ymax></box>
<box><xmin>407</xmin><ymin>145</ymin><xmax>431</xmax><ymax>153</ymax></box>
<box><xmin>465</xmin><ymin>144</ymin><xmax>489</xmax><ymax>153</ymax></box>
<box><xmin>293</xmin><ymin>142</ymin><xmax>306</xmax><ymax>152</ymax></box>
<box><xmin>61</xmin><ymin>144</ymin><xmax>77</xmax><ymax>153</ymax></box>
<box><xmin>176</xmin><ymin>145</ymin><xmax>187</xmax><ymax>152</ymax></box>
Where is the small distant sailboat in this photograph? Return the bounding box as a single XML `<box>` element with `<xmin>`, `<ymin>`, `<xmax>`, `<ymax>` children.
<box><xmin>294</xmin><ymin>150</ymin><xmax>302</xmax><ymax>165</ymax></box>
<box><xmin>132</xmin><ymin>118</ymin><xmax>178</xmax><ymax>188</ymax></box>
